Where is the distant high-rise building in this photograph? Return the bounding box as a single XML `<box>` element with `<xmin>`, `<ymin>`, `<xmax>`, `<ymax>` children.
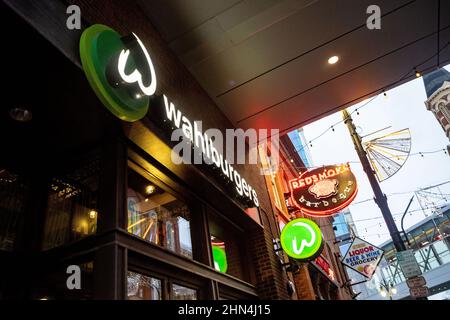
<box><xmin>287</xmin><ymin>128</ymin><xmax>313</xmax><ymax>168</ymax></box>
<box><xmin>422</xmin><ymin>68</ymin><xmax>450</xmax><ymax>153</ymax></box>
<box><xmin>333</xmin><ymin>208</ymin><xmax>358</xmax><ymax>245</ymax></box>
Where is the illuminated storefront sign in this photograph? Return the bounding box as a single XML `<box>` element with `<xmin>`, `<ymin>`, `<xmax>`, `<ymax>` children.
<box><xmin>79</xmin><ymin>24</ymin><xmax>259</xmax><ymax>207</ymax></box>
<box><xmin>313</xmin><ymin>255</ymin><xmax>336</xmax><ymax>282</ymax></box>
<box><xmin>162</xmin><ymin>95</ymin><xmax>259</xmax><ymax>207</ymax></box>
<box><xmin>342</xmin><ymin>237</ymin><xmax>384</xmax><ymax>279</ymax></box>
<box><xmin>79</xmin><ymin>24</ymin><xmax>153</xmax><ymax>122</ymax></box>
<box><xmin>289</xmin><ymin>164</ymin><xmax>357</xmax><ymax>217</ymax></box>
<box><xmin>280</xmin><ymin>218</ymin><xmax>323</xmax><ymax>261</ymax></box>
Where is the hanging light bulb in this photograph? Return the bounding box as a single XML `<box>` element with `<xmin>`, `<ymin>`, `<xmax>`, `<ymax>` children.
<box><xmin>415</xmin><ymin>68</ymin><xmax>421</xmax><ymax>78</ymax></box>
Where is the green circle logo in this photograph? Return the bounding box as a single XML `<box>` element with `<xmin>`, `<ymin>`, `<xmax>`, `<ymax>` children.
<box><xmin>280</xmin><ymin>218</ymin><xmax>323</xmax><ymax>261</ymax></box>
<box><xmin>79</xmin><ymin>24</ymin><xmax>156</xmax><ymax>122</ymax></box>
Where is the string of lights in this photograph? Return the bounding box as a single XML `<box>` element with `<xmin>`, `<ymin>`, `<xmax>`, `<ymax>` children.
<box><xmin>274</xmin><ymin>41</ymin><xmax>450</xmax><ymax>172</ymax></box>
<box><xmin>281</xmin><ymin>147</ymin><xmax>448</xmax><ymax>173</ymax></box>
<box><xmin>350</xmin><ymin>180</ymin><xmax>450</xmax><ymax>206</ymax></box>
<box><xmin>293</xmin><ymin>203</ymin><xmax>448</xmax><ymax>235</ymax></box>
<box><xmin>269</xmin><ymin>44</ymin><xmax>450</xmax><ymax>246</ymax></box>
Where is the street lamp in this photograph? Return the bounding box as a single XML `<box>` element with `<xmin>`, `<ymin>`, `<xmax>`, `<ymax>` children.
<box><xmin>379</xmin><ymin>281</ymin><xmax>397</xmax><ymax>300</ymax></box>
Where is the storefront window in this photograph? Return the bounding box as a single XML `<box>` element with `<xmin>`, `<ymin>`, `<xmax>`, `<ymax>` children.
<box><xmin>208</xmin><ymin>210</ymin><xmax>248</xmax><ymax>281</ymax></box>
<box><xmin>127</xmin><ymin>271</ymin><xmax>162</xmax><ymax>300</ymax></box>
<box><xmin>127</xmin><ymin>167</ymin><xmax>193</xmax><ymax>258</ymax></box>
<box><xmin>42</xmin><ymin>156</ymin><xmax>99</xmax><ymax>251</ymax></box>
<box><xmin>172</xmin><ymin>283</ymin><xmax>197</xmax><ymax>300</ymax></box>
<box><xmin>0</xmin><ymin>168</ymin><xmax>30</xmax><ymax>251</ymax></box>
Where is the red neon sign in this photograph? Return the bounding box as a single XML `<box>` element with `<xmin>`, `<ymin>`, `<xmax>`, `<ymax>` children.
<box><xmin>289</xmin><ymin>164</ymin><xmax>357</xmax><ymax>217</ymax></box>
<box><xmin>314</xmin><ymin>255</ymin><xmax>335</xmax><ymax>281</ymax></box>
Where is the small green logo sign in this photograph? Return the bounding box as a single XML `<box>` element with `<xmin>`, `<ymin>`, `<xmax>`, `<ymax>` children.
<box><xmin>280</xmin><ymin>218</ymin><xmax>323</xmax><ymax>261</ymax></box>
<box><xmin>79</xmin><ymin>24</ymin><xmax>157</xmax><ymax>122</ymax></box>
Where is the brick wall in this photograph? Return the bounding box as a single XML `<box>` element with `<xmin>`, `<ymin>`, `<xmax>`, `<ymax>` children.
<box><xmin>248</xmin><ymin>208</ymin><xmax>290</xmax><ymax>299</ymax></box>
<box><xmin>293</xmin><ymin>265</ymin><xmax>316</xmax><ymax>300</ymax></box>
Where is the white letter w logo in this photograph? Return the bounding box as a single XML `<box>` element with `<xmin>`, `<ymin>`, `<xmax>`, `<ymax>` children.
<box><xmin>118</xmin><ymin>33</ymin><xmax>157</xmax><ymax>96</ymax></box>
<box><xmin>292</xmin><ymin>221</ymin><xmax>316</xmax><ymax>255</ymax></box>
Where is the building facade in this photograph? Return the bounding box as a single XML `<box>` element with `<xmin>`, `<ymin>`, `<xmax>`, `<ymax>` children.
<box><xmin>0</xmin><ymin>0</ymin><xmax>359</xmax><ymax>301</ymax></box>
<box><xmin>258</xmin><ymin>134</ymin><xmax>353</xmax><ymax>300</ymax></box>
<box><xmin>0</xmin><ymin>0</ymin><xmax>294</xmax><ymax>300</ymax></box>
<box><xmin>423</xmin><ymin>68</ymin><xmax>450</xmax><ymax>153</ymax></box>
<box><xmin>287</xmin><ymin>129</ymin><xmax>313</xmax><ymax>168</ymax></box>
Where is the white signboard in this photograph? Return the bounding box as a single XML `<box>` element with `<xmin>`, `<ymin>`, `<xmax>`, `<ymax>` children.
<box><xmin>397</xmin><ymin>250</ymin><xmax>422</xmax><ymax>278</ymax></box>
<box><xmin>342</xmin><ymin>237</ymin><xmax>384</xmax><ymax>279</ymax></box>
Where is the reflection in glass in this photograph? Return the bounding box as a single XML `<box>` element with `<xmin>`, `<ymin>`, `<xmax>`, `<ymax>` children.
<box><xmin>172</xmin><ymin>283</ymin><xmax>197</xmax><ymax>300</ymax></box>
<box><xmin>127</xmin><ymin>167</ymin><xmax>193</xmax><ymax>258</ymax></box>
<box><xmin>434</xmin><ymin>240</ymin><xmax>450</xmax><ymax>264</ymax></box>
<box><xmin>0</xmin><ymin>168</ymin><xmax>30</xmax><ymax>251</ymax></box>
<box><xmin>42</xmin><ymin>155</ymin><xmax>99</xmax><ymax>250</ymax></box>
<box><xmin>209</xmin><ymin>212</ymin><xmax>246</xmax><ymax>280</ymax></box>
<box><xmin>211</xmin><ymin>237</ymin><xmax>228</xmax><ymax>273</ymax></box>
<box><xmin>127</xmin><ymin>271</ymin><xmax>161</xmax><ymax>300</ymax></box>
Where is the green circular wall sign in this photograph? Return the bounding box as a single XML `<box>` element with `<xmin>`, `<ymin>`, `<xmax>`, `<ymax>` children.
<box><xmin>280</xmin><ymin>218</ymin><xmax>323</xmax><ymax>261</ymax></box>
<box><xmin>79</xmin><ymin>24</ymin><xmax>154</xmax><ymax>122</ymax></box>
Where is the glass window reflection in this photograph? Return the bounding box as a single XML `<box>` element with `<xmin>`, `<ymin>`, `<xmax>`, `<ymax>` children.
<box><xmin>127</xmin><ymin>271</ymin><xmax>162</xmax><ymax>300</ymax></box>
<box><xmin>172</xmin><ymin>283</ymin><xmax>197</xmax><ymax>300</ymax></box>
<box><xmin>127</xmin><ymin>167</ymin><xmax>193</xmax><ymax>258</ymax></box>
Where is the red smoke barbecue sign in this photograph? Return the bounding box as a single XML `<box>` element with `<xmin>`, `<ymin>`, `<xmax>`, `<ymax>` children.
<box><xmin>289</xmin><ymin>164</ymin><xmax>358</xmax><ymax>217</ymax></box>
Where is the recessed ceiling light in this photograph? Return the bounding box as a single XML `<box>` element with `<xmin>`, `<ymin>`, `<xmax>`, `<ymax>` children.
<box><xmin>328</xmin><ymin>56</ymin><xmax>339</xmax><ymax>65</ymax></box>
<box><xmin>9</xmin><ymin>107</ymin><xmax>32</xmax><ymax>122</ymax></box>
<box><xmin>145</xmin><ymin>185</ymin><xmax>156</xmax><ymax>195</ymax></box>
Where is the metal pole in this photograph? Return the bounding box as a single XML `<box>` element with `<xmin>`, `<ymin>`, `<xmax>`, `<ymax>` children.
<box><xmin>400</xmin><ymin>196</ymin><xmax>415</xmax><ymax>246</ymax></box>
<box><xmin>342</xmin><ymin>109</ymin><xmax>407</xmax><ymax>252</ymax></box>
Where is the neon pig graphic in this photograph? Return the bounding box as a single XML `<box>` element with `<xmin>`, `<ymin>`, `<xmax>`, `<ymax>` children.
<box><xmin>292</xmin><ymin>221</ymin><xmax>316</xmax><ymax>255</ymax></box>
<box><xmin>308</xmin><ymin>178</ymin><xmax>339</xmax><ymax>199</ymax></box>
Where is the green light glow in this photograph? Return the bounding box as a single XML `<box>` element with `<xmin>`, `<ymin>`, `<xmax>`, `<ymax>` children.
<box><xmin>79</xmin><ymin>24</ymin><xmax>149</xmax><ymax>122</ymax></box>
<box><xmin>280</xmin><ymin>218</ymin><xmax>323</xmax><ymax>261</ymax></box>
<box><xmin>212</xmin><ymin>245</ymin><xmax>228</xmax><ymax>273</ymax></box>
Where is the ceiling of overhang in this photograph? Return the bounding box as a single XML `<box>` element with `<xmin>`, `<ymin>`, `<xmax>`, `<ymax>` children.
<box><xmin>138</xmin><ymin>0</ymin><xmax>450</xmax><ymax>134</ymax></box>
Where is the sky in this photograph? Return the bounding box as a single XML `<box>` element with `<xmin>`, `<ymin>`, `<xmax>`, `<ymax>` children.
<box><xmin>302</xmin><ymin>65</ymin><xmax>450</xmax><ymax>246</ymax></box>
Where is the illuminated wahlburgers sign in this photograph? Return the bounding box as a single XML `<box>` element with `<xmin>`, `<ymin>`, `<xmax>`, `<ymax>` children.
<box><xmin>280</xmin><ymin>218</ymin><xmax>323</xmax><ymax>261</ymax></box>
<box><xmin>289</xmin><ymin>164</ymin><xmax>357</xmax><ymax>217</ymax></box>
<box><xmin>79</xmin><ymin>24</ymin><xmax>259</xmax><ymax>207</ymax></box>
